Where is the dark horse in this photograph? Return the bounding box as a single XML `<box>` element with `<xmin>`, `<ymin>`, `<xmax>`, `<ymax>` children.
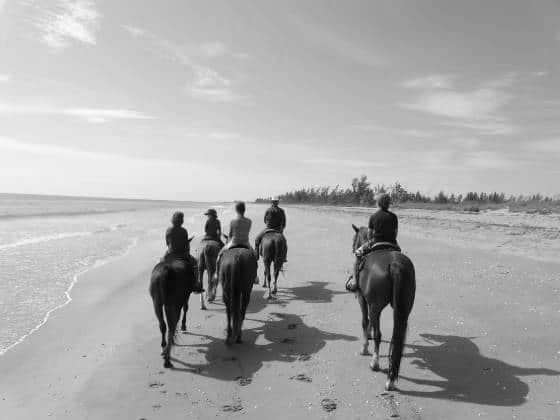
<box><xmin>191</xmin><ymin>239</ymin><xmax>222</xmax><ymax>315</ymax></box>
<box><xmin>258</xmin><ymin>231</ymin><xmax>287</xmax><ymax>299</ymax></box>
<box><xmin>352</xmin><ymin>224</ymin><xmax>416</xmax><ymax>391</ymax></box>
<box><xmin>149</xmin><ymin>239</ymin><xmax>196</xmax><ymax>368</ymax></box>
<box><xmin>219</xmin><ymin>247</ymin><xmax>257</xmax><ymax>345</ymax></box>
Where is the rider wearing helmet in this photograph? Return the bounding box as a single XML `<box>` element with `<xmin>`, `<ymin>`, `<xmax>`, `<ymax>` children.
<box><xmin>254</xmin><ymin>197</ymin><xmax>287</xmax><ymax>262</ymax></box>
<box><xmin>163</xmin><ymin>211</ymin><xmax>203</xmax><ymax>293</ymax></box>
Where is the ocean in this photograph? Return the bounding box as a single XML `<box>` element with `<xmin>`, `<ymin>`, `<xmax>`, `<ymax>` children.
<box><xmin>0</xmin><ymin>194</ymin><xmax>233</xmax><ymax>355</ymax></box>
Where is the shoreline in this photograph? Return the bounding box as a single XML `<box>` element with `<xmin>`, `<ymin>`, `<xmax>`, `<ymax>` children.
<box><xmin>0</xmin><ymin>236</ymin><xmax>140</xmax><ymax>356</ymax></box>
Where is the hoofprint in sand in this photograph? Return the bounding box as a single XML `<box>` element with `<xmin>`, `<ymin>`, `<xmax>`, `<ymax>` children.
<box><xmin>1</xmin><ymin>205</ymin><xmax>558</xmax><ymax>419</ymax></box>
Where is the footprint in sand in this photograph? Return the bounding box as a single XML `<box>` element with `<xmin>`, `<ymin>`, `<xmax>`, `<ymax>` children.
<box><xmin>290</xmin><ymin>374</ymin><xmax>312</xmax><ymax>382</ymax></box>
<box><xmin>321</xmin><ymin>398</ymin><xmax>337</xmax><ymax>412</ymax></box>
<box><xmin>297</xmin><ymin>353</ymin><xmax>311</xmax><ymax>361</ymax></box>
<box><xmin>235</xmin><ymin>376</ymin><xmax>252</xmax><ymax>386</ymax></box>
<box><xmin>148</xmin><ymin>381</ymin><xmax>164</xmax><ymax>388</ymax></box>
<box><xmin>222</xmin><ymin>403</ymin><xmax>243</xmax><ymax>412</ymax></box>
<box><xmin>280</xmin><ymin>337</ymin><xmax>295</xmax><ymax>344</ymax></box>
<box><xmin>287</xmin><ymin>323</ymin><xmax>298</xmax><ymax>329</ymax></box>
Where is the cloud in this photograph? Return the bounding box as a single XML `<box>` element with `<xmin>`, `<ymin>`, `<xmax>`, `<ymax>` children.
<box><xmin>351</xmin><ymin>123</ymin><xmax>438</xmax><ymax>139</ymax></box>
<box><xmin>401</xmin><ymin>75</ymin><xmax>517</xmax><ymax>136</ymax></box>
<box><xmin>122</xmin><ymin>25</ymin><xmax>248</xmax><ymax>104</ymax></box>
<box><xmin>26</xmin><ymin>0</ymin><xmax>100</xmax><ymax>51</ymax></box>
<box><xmin>302</xmin><ymin>157</ymin><xmax>386</xmax><ymax>168</ymax></box>
<box><xmin>121</xmin><ymin>24</ymin><xmax>145</xmax><ymax>38</ymax></box>
<box><xmin>0</xmin><ymin>74</ymin><xmax>10</xmax><ymax>83</ymax></box>
<box><xmin>298</xmin><ymin>19</ymin><xmax>385</xmax><ymax>67</ymax></box>
<box><xmin>185</xmin><ymin>68</ymin><xmax>246</xmax><ymax>103</ymax></box>
<box><xmin>0</xmin><ymin>102</ymin><xmax>154</xmax><ymax>123</ymax></box>
<box><xmin>402</xmin><ymin>74</ymin><xmax>454</xmax><ymax>89</ymax></box>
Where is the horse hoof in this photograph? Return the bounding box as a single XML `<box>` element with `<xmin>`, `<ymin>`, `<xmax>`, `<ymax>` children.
<box><xmin>385</xmin><ymin>380</ymin><xmax>396</xmax><ymax>391</ymax></box>
<box><xmin>360</xmin><ymin>348</ymin><xmax>370</xmax><ymax>356</ymax></box>
<box><xmin>272</xmin><ymin>289</ymin><xmax>277</xmax><ymax>295</ymax></box>
<box><xmin>181</xmin><ymin>325</ymin><xmax>187</xmax><ymax>332</ymax></box>
<box><xmin>370</xmin><ymin>362</ymin><xmax>380</xmax><ymax>371</ymax></box>
<box><xmin>236</xmin><ymin>337</ymin><xmax>243</xmax><ymax>344</ymax></box>
<box><xmin>201</xmin><ymin>306</ymin><xmax>207</xmax><ymax>311</ymax></box>
<box><xmin>164</xmin><ymin>360</ymin><xmax>173</xmax><ymax>369</ymax></box>
<box><xmin>262</xmin><ymin>283</ymin><xmax>267</xmax><ymax>288</ymax></box>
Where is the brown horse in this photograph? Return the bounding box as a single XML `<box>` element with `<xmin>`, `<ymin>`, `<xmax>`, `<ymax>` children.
<box><xmin>219</xmin><ymin>247</ymin><xmax>257</xmax><ymax>345</ymax></box>
<box><xmin>150</xmin><ymin>239</ymin><xmax>196</xmax><ymax>368</ymax></box>
<box><xmin>352</xmin><ymin>224</ymin><xmax>416</xmax><ymax>391</ymax></box>
<box><xmin>189</xmin><ymin>239</ymin><xmax>222</xmax><ymax>316</ymax></box>
<box><xmin>258</xmin><ymin>231</ymin><xmax>287</xmax><ymax>299</ymax></box>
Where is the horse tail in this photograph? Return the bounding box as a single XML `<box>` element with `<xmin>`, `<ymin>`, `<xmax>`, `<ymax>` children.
<box><xmin>231</xmin><ymin>252</ymin><xmax>244</xmax><ymax>334</ymax></box>
<box><xmin>387</xmin><ymin>258</ymin><xmax>415</xmax><ymax>382</ymax></box>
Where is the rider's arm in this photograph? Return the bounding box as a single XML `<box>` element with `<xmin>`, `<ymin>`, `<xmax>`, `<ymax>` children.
<box><xmin>217</xmin><ymin>220</ymin><xmax>222</xmax><ymax>237</ymax></box>
<box><xmin>165</xmin><ymin>227</ymin><xmax>172</xmax><ymax>246</ymax></box>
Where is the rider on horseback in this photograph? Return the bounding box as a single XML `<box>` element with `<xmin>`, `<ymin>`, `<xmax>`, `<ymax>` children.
<box><xmin>215</xmin><ymin>202</ymin><xmax>258</xmax><ymax>282</ymax></box>
<box><xmin>163</xmin><ymin>211</ymin><xmax>203</xmax><ymax>293</ymax></box>
<box><xmin>255</xmin><ymin>198</ymin><xmax>287</xmax><ymax>262</ymax></box>
<box><xmin>346</xmin><ymin>193</ymin><xmax>400</xmax><ymax>292</ymax></box>
<box><xmin>202</xmin><ymin>208</ymin><xmax>224</xmax><ymax>247</ymax></box>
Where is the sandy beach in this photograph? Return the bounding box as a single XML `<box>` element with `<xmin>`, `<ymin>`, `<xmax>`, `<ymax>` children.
<box><xmin>1</xmin><ymin>205</ymin><xmax>559</xmax><ymax>419</ymax></box>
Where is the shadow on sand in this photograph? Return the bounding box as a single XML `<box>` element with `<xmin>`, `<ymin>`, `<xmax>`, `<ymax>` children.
<box><xmin>399</xmin><ymin>333</ymin><xmax>560</xmax><ymax>406</ymax></box>
<box><xmin>171</xmin><ymin>312</ymin><xmax>357</xmax><ymax>381</ymax></box>
<box><xmin>284</xmin><ymin>281</ymin><xmax>347</xmax><ymax>304</ymax></box>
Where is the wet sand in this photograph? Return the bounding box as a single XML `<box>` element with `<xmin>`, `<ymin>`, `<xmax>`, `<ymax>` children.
<box><xmin>1</xmin><ymin>205</ymin><xmax>559</xmax><ymax>419</ymax></box>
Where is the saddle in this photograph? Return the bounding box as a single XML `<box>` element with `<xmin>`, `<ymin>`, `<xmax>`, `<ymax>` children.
<box><xmin>356</xmin><ymin>242</ymin><xmax>401</xmax><ymax>274</ymax></box>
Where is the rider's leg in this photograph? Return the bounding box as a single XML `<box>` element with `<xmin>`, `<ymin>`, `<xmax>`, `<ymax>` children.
<box><xmin>346</xmin><ymin>257</ymin><xmax>361</xmax><ymax>292</ymax></box>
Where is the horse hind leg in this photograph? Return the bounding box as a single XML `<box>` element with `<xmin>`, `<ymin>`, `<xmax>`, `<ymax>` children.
<box><xmin>181</xmin><ymin>298</ymin><xmax>189</xmax><ymax>332</ymax></box>
<box><xmin>153</xmin><ymin>302</ymin><xmax>166</xmax><ymax>349</ymax></box>
<box><xmin>358</xmin><ymin>295</ymin><xmax>370</xmax><ymax>356</ymax></box>
<box><xmin>272</xmin><ymin>260</ymin><xmax>280</xmax><ymax>295</ymax></box>
<box><xmin>163</xmin><ymin>304</ymin><xmax>180</xmax><ymax>368</ymax></box>
<box><xmin>369</xmin><ymin>305</ymin><xmax>383</xmax><ymax>371</ymax></box>
<box><xmin>198</xmin><ymin>254</ymin><xmax>207</xmax><ymax>310</ymax></box>
<box><xmin>386</xmin><ymin>314</ymin><xmax>408</xmax><ymax>390</ymax></box>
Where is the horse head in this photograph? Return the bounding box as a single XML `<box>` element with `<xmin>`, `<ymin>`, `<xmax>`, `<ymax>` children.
<box><xmin>351</xmin><ymin>224</ymin><xmax>369</xmax><ymax>253</ymax></box>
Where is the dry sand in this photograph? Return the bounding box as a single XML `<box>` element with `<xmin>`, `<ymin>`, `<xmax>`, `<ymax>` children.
<box><xmin>1</xmin><ymin>206</ymin><xmax>559</xmax><ymax>419</ymax></box>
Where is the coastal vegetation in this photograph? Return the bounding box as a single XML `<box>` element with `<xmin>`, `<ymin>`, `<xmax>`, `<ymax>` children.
<box><xmin>256</xmin><ymin>175</ymin><xmax>560</xmax><ymax>214</ymax></box>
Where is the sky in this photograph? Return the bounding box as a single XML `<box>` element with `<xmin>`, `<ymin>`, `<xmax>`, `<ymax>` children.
<box><xmin>0</xmin><ymin>0</ymin><xmax>559</xmax><ymax>201</ymax></box>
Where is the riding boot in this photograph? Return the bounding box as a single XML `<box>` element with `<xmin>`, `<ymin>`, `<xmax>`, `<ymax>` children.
<box><xmin>345</xmin><ymin>258</ymin><xmax>360</xmax><ymax>292</ymax></box>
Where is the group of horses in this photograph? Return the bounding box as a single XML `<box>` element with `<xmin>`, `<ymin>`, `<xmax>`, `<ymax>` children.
<box><xmin>149</xmin><ymin>225</ymin><xmax>415</xmax><ymax>392</ymax></box>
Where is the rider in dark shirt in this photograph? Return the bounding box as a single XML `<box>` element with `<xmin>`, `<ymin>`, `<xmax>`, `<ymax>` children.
<box><xmin>202</xmin><ymin>208</ymin><xmax>224</xmax><ymax>246</ymax></box>
<box><xmin>254</xmin><ymin>198</ymin><xmax>287</xmax><ymax>262</ymax></box>
<box><xmin>346</xmin><ymin>193</ymin><xmax>399</xmax><ymax>292</ymax></box>
<box><xmin>163</xmin><ymin>211</ymin><xmax>203</xmax><ymax>293</ymax></box>
<box><xmin>368</xmin><ymin>207</ymin><xmax>398</xmax><ymax>244</ymax></box>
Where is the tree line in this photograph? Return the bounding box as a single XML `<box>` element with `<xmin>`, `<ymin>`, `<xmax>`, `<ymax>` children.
<box><xmin>255</xmin><ymin>175</ymin><xmax>560</xmax><ymax>212</ymax></box>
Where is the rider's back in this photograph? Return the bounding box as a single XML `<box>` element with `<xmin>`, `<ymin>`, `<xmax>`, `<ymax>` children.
<box><xmin>229</xmin><ymin>216</ymin><xmax>251</xmax><ymax>247</ymax></box>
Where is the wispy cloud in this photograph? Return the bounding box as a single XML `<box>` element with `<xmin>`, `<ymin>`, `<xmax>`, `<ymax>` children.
<box><xmin>298</xmin><ymin>19</ymin><xmax>385</xmax><ymax>67</ymax></box>
<box><xmin>302</xmin><ymin>157</ymin><xmax>386</xmax><ymax>168</ymax></box>
<box><xmin>25</xmin><ymin>0</ymin><xmax>100</xmax><ymax>51</ymax></box>
<box><xmin>401</xmin><ymin>74</ymin><xmax>517</xmax><ymax>136</ymax></box>
<box><xmin>351</xmin><ymin>123</ymin><xmax>439</xmax><ymax>139</ymax></box>
<box><xmin>199</xmin><ymin>41</ymin><xmax>249</xmax><ymax>59</ymax></box>
<box><xmin>402</xmin><ymin>74</ymin><xmax>454</xmax><ymax>89</ymax></box>
<box><xmin>0</xmin><ymin>102</ymin><xmax>154</xmax><ymax>123</ymax></box>
<box><xmin>0</xmin><ymin>74</ymin><xmax>10</xmax><ymax>83</ymax></box>
<box><xmin>122</xmin><ymin>25</ymin><xmax>249</xmax><ymax>104</ymax></box>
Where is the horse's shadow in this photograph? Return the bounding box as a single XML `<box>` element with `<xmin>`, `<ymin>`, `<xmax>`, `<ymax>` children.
<box><xmin>171</xmin><ymin>312</ymin><xmax>357</xmax><ymax>381</ymax></box>
<box><xmin>283</xmin><ymin>281</ymin><xmax>347</xmax><ymax>304</ymax></box>
<box><xmin>399</xmin><ymin>333</ymin><xmax>559</xmax><ymax>406</ymax></box>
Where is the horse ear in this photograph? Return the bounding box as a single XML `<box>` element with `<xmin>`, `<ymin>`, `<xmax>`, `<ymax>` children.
<box><xmin>188</xmin><ymin>236</ymin><xmax>194</xmax><ymax>242</ymax></box>
<box><xmin>352</xmin><ymin>224</ymin><xmax>359</xmax><ymax>233</ymax></box>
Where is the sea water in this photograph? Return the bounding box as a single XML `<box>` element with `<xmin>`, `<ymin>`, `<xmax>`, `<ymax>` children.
<box><xmin>0</xmin><ymin>194</ymin><xmax>232</xmax><ymax>354</ymax></box>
